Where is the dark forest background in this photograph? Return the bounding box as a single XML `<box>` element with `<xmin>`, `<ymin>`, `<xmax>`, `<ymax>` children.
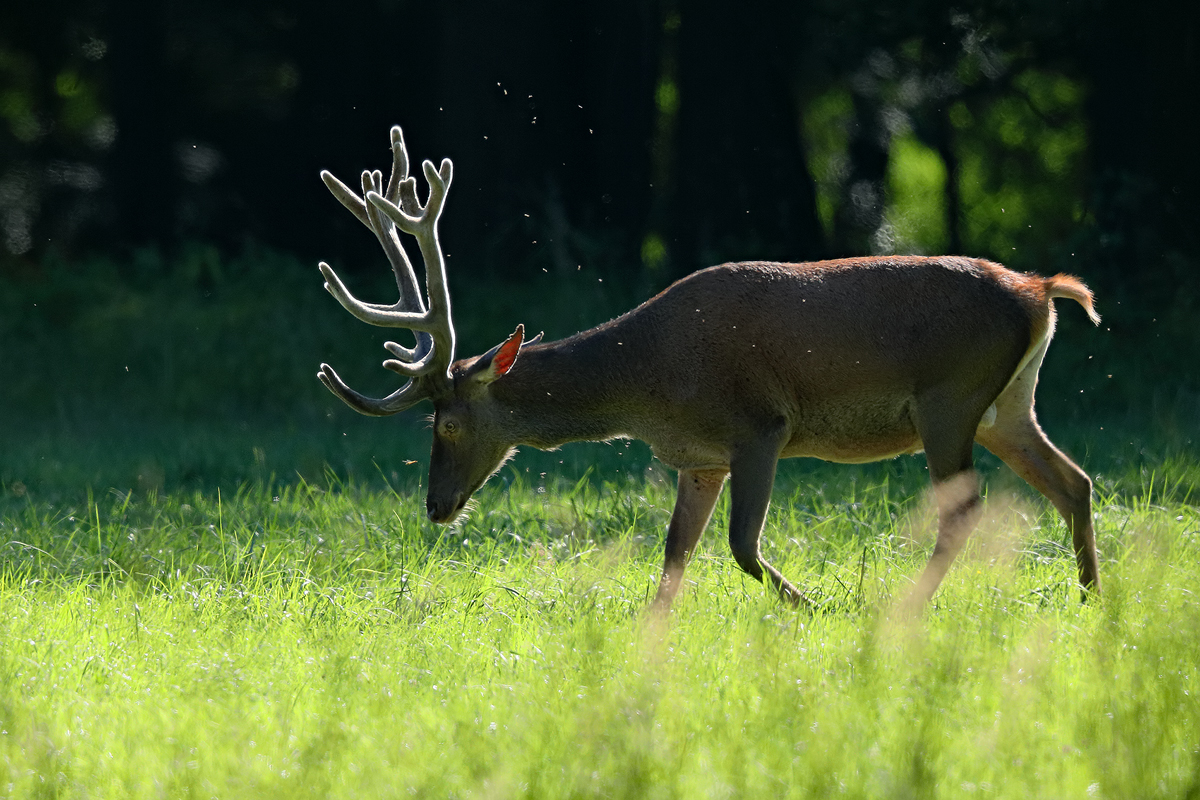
<box><xmin>1</xmin><ymin>0</ymin><xmax>1198</xmax><ymax>492</ymax></box>
<box><xmin>3</xmin><ymin>0</ymin><xmax>1197</xmax><ymax>277</ymax></box>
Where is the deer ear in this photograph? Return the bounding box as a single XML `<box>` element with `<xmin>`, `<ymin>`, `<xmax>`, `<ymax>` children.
<box><xmin>465</xmin><ymin>324</ymin><xmax>525</xmax><ymax>385</ymax></box>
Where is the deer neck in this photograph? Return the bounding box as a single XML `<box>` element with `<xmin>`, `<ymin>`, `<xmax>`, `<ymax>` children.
<box><xmin>489</xmin><ymin>328</ymin><xmax>638</xmax><ymax>449</ymax></box>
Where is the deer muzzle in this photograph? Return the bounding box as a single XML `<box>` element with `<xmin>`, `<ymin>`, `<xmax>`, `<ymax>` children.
<box><xmin>426</xmin><ymin>492</ymin><xmax>466</xmax><ymax>524</ymax></box>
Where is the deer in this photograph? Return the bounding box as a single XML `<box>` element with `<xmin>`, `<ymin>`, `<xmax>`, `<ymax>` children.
<box><xmin>315</xmin><ymin>125</ymin><xmax>1101</xmax><ymax>612</ymax></box>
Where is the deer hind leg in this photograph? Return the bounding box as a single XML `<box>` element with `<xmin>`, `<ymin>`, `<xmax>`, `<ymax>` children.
<box><xmin>727</xmin><ymin>440</ymin><xmax>806</xmax><ymax>606</ymax></box>
<box><xmin>907</xmin><ymin>394</ymin><xmax>987</xmax><ymax>609</ymax></box>
<box><xmin>974</xmin><ymin>347</ymin><xmax>1098</xmax><ymax>599</ymax></box>
<box><xmin>650</xmin><ymin>469</ymin><xmax>727</xmax><ymax>612</ymax></box>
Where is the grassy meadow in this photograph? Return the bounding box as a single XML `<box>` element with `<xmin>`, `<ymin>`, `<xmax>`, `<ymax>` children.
<box><xmin>2</xmin><ymin>248</ymin><xmax>1200</xmax><ymax>797</ymax></box>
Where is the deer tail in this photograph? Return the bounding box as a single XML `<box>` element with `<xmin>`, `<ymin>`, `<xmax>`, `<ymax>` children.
<box><xmin>1045</xmin><ymin>274</ymin><xmax>1100</xmax><ymax>325</ymax></box>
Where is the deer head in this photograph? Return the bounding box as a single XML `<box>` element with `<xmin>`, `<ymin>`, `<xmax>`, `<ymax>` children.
<box><xmin>317</xmin><ymin>127</ymin><xmax>535</xmax><ymax>521</ymax></box>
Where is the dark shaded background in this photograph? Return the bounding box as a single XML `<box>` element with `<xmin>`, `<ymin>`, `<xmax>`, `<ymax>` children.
<box><xmin>4</xmin><ymin>0</ymin><xmax>1197</xmax><ymax>271</ymax></box>
<box><xmin>2</xmin><ymin>0</ymin><xmax>1198</xmax><ymax>457</ymax></box>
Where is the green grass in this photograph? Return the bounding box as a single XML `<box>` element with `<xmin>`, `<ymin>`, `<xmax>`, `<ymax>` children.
<box><xmin>3</xmin><ymin>246</ymin><xmax>1199</xmax><ymax>796</ymax></box>
<box><xmin>2</xmin><ymin>429</ymin><xmax>1199</xmax><ymax>798</ymax></box>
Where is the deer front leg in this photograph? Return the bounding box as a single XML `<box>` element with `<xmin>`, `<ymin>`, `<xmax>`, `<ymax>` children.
<box><xmin>728</xmin><ymin>441</ymin><xmax>806</xmax><ymax>606</ymax></box>
<box><xmin>650</xmin><ymin>469</ymin><xmax>728</xmax><ymax>612</ymax></box>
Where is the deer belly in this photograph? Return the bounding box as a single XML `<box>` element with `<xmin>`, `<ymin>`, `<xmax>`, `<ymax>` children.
<box><xmin>781</xmin><ymin>397</ymin><xmax>923</xmax><ymax>464</ymax></box>
<box><xmin>648</xmin><ymin>439</ymin><xmax>733</xmax><ymax>473</ymax></box>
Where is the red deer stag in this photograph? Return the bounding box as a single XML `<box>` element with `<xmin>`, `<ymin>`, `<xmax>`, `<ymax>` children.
<box><xmin>316</xmin><ymin>126</ymin><xmax>1100</xmax><ymax>611</ymax></box>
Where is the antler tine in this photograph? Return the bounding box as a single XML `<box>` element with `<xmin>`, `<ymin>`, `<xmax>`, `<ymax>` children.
<box><xmin>317</xmin><ymin>364</ymin><xmax>430</xmax><ymax>417</ymax></box>
<box><xmin>381</xmin><ymin>348</ymin><xmax>438</xmax><ymax>377</ymax></box>
<box><xmin>384</xmin><ymin>125</ymin><xmax>409</xmax><ymax>206</ymax></box>
<box><xmin>382</xmin><ymin>339</ymin><xmax>429</xmax><ymax>363</ymax></box>
<box><xmin>397</xmin><ymin>177</ymin><xmax>421</xmax><ymax>216</ymax></box>
<box><xmin>318</xmin><ymin>261</ymin><xmax>435</xmax><ymax>330</ymax></box>
<box><xmin>320</xmin><ymin>170</ymin><xmax>371</xmax><ymax>229</ymax></box>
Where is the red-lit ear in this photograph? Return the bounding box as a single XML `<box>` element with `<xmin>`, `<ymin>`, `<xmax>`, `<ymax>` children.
<box><xmin>466</xmin><ymin>324</ymin><xmax>525</xmax><ymax>385</ymax></box>
<box><xmin>491</xmin><ymin>324</ymin><xmax>523</xmax><ymax>376</ymax></box>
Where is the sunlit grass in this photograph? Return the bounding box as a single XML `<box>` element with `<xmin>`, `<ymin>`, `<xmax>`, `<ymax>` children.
<box><xmin>2</xmin><ymin>439</ymin><xmax>1198</xmax><ymax>798</ymax></box>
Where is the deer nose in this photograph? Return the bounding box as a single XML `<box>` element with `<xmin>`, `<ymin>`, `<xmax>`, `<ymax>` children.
<box><xmin>426</xmin><ymin>494</ymin><xmax>462</xmax><ymax>524</ymax></box>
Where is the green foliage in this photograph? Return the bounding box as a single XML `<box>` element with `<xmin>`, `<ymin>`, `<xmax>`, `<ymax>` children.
<box><xmin>886</xmin><ymin>134</ymin><xmax>948</xmax><ymax>253</ymax></box>
<box><xmin>801</xmin><ymin>49</ymin><xmax>1091</xmax><ymax>268</ymax></box>
<box><xmin>0</xmin><ymin>46</ymin><xmax>43</xmax><ymax>143</ymax></box>
<box><xmin>801</xmin><ymin>86</ymin><xmax>854</xmax><ymax>240</ymax></box>
<box><xmin>3</xmin><ymin>242</ymin><xmax>350</xmax><ymax>418</ymax></box>
<box><xmin>955</xmin><ymin>68</ymin><xmax>1089</xmax><ymax>264</ymax></box>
